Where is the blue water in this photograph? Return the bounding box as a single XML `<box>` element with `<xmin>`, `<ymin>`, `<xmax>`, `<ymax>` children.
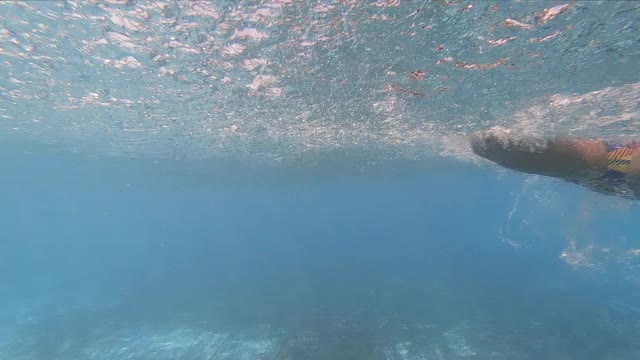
<box><xmin>3</xmin><ymin>147</ymin><xmax>640</xmax><ymax>359</ymax></box>
<box><xmin>2</xmin><ymin>1</ymin><xmax>640</xmax><ymax>359</ymax></box>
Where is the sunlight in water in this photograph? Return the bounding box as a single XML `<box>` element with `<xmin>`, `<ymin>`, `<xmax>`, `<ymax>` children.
<box><xmin>1</xmin><ymin>1</ymin><xmax>639</xmax><ymax>161</ymax></box>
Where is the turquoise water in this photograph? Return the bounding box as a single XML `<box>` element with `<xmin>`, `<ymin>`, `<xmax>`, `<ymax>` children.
<box><xmin>2</xmin><ymin>1</ymin><xmax>640</xmax><ymax>359</ymax></box>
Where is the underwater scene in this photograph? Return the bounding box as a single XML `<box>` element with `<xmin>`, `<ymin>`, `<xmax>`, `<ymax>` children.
<box><xmin>1</xmin><ymin>1</ymin><xmax>640</xmax><ymax>359</ymax></box>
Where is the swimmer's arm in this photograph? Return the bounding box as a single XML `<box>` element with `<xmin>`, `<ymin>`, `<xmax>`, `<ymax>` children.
<box><xmin>470</xmin><ymin>132</ymin><xmax>608</xmax><ymax>179</ymax></box>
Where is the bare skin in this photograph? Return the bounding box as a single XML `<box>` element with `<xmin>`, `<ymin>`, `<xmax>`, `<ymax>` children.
<box><xmin>470</xmin><ymin>128</ymin><xmax>640</xmax><ymax>199</ymax></box>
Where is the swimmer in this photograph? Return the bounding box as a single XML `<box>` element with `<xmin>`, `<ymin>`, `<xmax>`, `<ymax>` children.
<box><xmin>470</xmin><ymin>127</ymin><xmax>640</xmax><ymax>199</ymax></box>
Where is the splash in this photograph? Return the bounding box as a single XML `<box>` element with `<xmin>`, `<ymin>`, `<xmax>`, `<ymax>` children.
<box><xmin>0</xmin><ymin>1</ymin><xmax>638</xmax><ymax>164</ymax></box>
